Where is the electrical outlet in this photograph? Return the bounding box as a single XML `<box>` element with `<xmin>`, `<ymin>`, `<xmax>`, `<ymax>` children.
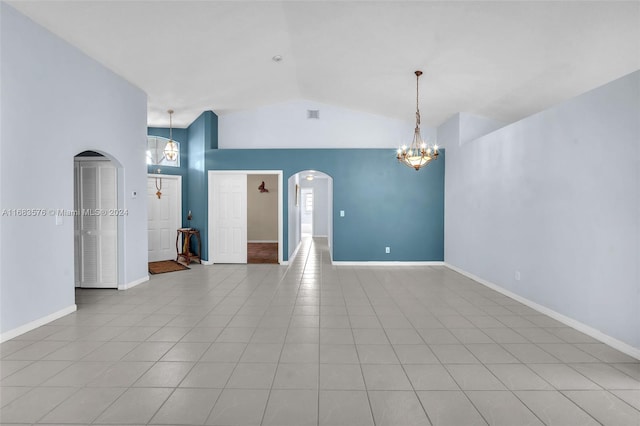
<box><xmin>385</xmin><ymin>247</ymin><xmax>390</xmax><ymax>254</ymax></box>
<box><xmin>340</xmin><ymin>210</ymin><xmax>345</xmax><ymax>217</ymax></box>
<box><xmin>515</xmin><ymin>271</ymin><xmax>521</xmax><ymax>281</ymax></box>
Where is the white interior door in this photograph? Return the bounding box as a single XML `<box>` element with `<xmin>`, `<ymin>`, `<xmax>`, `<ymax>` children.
<box><xmin>74</xmin><ymin>159</ymin><xmax>118</xmax><ymax>288</ymax></box>
<box><xmin>211</xmin><ymin>173</ymin><xmax>247</xmax><ymax>263</ymax></box>
<box><xmin>147</xmin><ymin>175</ymin><xmax>181</xmax><ymax>262</ymax></box>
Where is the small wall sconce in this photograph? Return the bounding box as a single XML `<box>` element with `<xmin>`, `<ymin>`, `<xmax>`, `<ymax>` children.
<box><xmin>258</xmin><ymin>181</ymin><xmax>269</xmax><ymax>193</ymax></box>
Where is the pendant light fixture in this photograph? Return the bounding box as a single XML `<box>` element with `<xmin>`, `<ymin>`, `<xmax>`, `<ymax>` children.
<box><xmin>163</xmin><ymin>109</ymin><xmax>179</xmax><ymax>162</ymax></box>
<box><xmin>396</xmin><ymin>71</ymin><xmax>438</xmax><ymax>171</ymax></box>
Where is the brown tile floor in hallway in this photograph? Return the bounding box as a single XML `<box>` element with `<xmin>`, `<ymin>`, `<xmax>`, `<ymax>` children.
<box><xmin>1</xmin><ymin>237</ymin><xmax>639</xmax><ymax>425</ymax></box>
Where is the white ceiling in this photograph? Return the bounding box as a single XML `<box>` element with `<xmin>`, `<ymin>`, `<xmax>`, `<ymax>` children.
<box><xmin>9</xmin><ymin>1</ymin><xmax>640</xmax><ymax>129</ymax></box>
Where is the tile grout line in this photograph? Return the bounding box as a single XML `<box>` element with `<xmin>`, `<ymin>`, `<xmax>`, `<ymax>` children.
<box><xmin>259</xmin><ymin>237</ymin><xmax>313</xmax><ymax>426</ymax></box>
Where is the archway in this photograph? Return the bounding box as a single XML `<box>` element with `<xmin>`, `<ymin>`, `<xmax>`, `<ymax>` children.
<box><xmin>73</xmin><ymin>150</ymin><xmax>124</xmax><ymax>289</ymax></box>
<box><xmin>287</xmin><ymin>170</ymin><xmax>334</xmax><ymax>262</ymax></box>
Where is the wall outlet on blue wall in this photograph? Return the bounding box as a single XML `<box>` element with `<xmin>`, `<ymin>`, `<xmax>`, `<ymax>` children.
<box><xmin>385</xmin><ymin>247</ymin><xmax>390</xmax><ymax>254</ymax></box>
<box><xmin>340</xmin><ymin>210</ymin><xmax>345</xmax><ymax>217</ymax></box>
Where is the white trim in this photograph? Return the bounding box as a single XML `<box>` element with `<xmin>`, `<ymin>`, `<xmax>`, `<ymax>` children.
<box><xmin>248</xmin><ymin>240</ymin><xmax>278</xmax><ymax>243</ymax></box>
<box><xmin>0</xmin><ymin>305</ymin><xmax>77</xmax><ymax>343</ymax></box>
<box><xmin>208</xmin><ymin>170</ymin><xmax>284</xmax><ymax>265</ymax></box>
<box><xmin>118</xmin><ymin>275</ymin><xmax>149</xmax><ymax>290</ymax></box>
<box><xmin>331</xmin><ymin>261</ymin><xmax>445</xmax><ymax>266</ymax></box>
<box><xmin>444</xmin><ymin>263</ymin><xmax>640</xmax><ymax>361</ymax></box>
<box><xmin>74</xmin><ymin>155</ymin><xmax>110</xmax><ymax>162</ymax></box>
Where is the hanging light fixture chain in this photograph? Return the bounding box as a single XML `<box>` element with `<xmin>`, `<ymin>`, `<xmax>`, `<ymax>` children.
<box><xmin>163</xmin><ymin>109</ymin><xmax>179</xmax><ymax>163</ymax></box>
<box><xmin>395</xmin><ymin>70</ymin><xmax>438</xmax><ymax>171</ymax></box>
<box><xmin>415</xmin><ymin>71</ymin><xmax>421</xmax><ymax>128</ymax></box>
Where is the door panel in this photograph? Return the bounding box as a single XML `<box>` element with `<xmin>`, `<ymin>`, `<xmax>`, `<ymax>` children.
<box><xmin>212</xmin><ymin>174</ymin><xmax>247</xmax><ymax>263</ymax></box>
<box><xmin>147</xmin><ymin>176</ymin><xmax>180</xmax><ymax>262</ymax></box>
<box><xmin>74</xmin><ymin>160</ymin><xmax>117</xmax><ymax>288</ymax></box>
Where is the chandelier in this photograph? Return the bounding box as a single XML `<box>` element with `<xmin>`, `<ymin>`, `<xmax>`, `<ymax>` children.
<box><xmin>396</xmin><ymin>71</ymin><xmax>439</xmax><ymax>171</ymax></box>
<box><xmin>163</xmin><ymin>109</ymin><xmax>179</xmax><ymax>162</ymax></box>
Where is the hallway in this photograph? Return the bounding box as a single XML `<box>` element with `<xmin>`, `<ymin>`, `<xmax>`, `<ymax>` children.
<box><xmin>1</xmin><ymin>238</ymin><xmax>638</xmax><ymax>425</ymax></box>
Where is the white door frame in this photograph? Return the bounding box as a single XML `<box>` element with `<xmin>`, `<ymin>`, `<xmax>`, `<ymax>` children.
<box><xmin>208</xmin><ymin>170</ymin><xmax>283</xmax><ymax>265</ymax></box>
<box><xmin>147</xmin><ymin>174</ymin><xmax>182</xmax><ymax>261</ymax></box>
<box><xmin>74</xmin><ymin>156</ymin><xmax>118</xmax><ymax>288</ymax></box>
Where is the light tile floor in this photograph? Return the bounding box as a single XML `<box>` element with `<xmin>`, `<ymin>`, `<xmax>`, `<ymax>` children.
<box><xmin>1</xmin><ymin>237</ymin><xmax>639</xmax><ymax>425</ymax></box>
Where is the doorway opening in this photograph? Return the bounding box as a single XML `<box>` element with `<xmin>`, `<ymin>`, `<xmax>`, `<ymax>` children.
<box><xmin>247</xmin><ymin>174</ymin><xmax>279</xmax><ymax>264</ymax></box>
<box><xmin>208</xmin><ymin>170</ymin><xmax>284</xmax><ymax>264</ymax></box>
<box><xmin>301</xmin><ymin>188</ymin><xmax>313</xmax><ymax>237</ymax></box>
<box><xmin>73</xmin><ymin>151</ymin><xmax>120</xmax><ymax>289</ymax></box>
<box><xmin>288</xmin><ymin>170</ymin><xmax>333</xmax><ymax>262</ymax></box>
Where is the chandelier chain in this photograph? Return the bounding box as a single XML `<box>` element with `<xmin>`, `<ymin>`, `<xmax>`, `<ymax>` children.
<box><xmin>169</xmin><ymin>110</ymin><xmax>173</xmax><ymax>141</ymax></box>
<box><xmin>415</xmin><ymin>72</ymin><xmax>420</xmax><ymax>128</ymax></box>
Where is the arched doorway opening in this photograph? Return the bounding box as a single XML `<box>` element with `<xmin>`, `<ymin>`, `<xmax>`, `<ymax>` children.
<box><xmin>288</xmin><ymin>170</ymin><xmax>334</xmax><ymax>262</ymax></box>
<box><xmin>73</xmin><ymin>150</ymin><xmax>123</xmax><ymax>289</ymax></box>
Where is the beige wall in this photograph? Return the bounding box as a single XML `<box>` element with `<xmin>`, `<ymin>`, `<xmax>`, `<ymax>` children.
<box><xmin>247</xmin><ymin>174</ymin><xmax>278</xmax><ymax>241</ymax></box>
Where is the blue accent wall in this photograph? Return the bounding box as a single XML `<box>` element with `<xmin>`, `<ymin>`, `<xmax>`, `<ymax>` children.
<box><xmin>151</xmin><ymin>111</ymin><xmax>444</xmax><ymax>263</ymax></box>
<box><xmin>207</xmin><ymin>149</ymin><xmax>445</xmax><ymax>262</ymax></box>
<box><xmin>185</xmin><ymin>112</ymin><xmax>216</xmax><ymax>260</ymax></box>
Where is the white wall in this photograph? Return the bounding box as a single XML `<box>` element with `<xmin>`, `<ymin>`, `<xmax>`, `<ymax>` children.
<box><xmin>0</xmin><ymin>4</ymin><xmax>148</xmax><ymax>336</ymax></box>
<box><xmin>443</xmin><ymin>71</ymin><xmax>640</xmax><ymax>351</ymax></box>
<box><xmin>219</xmin><ymin>100</ymin><xmax>436</xmax><ymax>149</ymax></box>
<box><xmin>287</xmin><ymin>174</ymin><xmax>301</xmax><ymax>259</ymax></box>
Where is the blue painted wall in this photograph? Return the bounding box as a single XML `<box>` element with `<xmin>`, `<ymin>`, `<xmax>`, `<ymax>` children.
<box><xmin>151</xmin><ymin>111</ymin><xmax>444</xmax><ymax>263</ymax></box>
<box><xmin>185</xmin><ymin>111</ymin><xmax>217</xmax><ymax>260</ymax></box>
<box><xmin>207</xmin><ymin>149</ymin><xmax>445</xmax><ymax>262</ymax></box>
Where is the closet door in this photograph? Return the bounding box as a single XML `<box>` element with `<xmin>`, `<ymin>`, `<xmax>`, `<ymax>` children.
<box><xmin>211</xmin><ymin>173</ymin><xmax>247</xmax><ymax>263</ymax></box>
<box><xmin>74</xmin><ymin>160</ymin><xmax>117</xmax><ymax>288</ymax></box>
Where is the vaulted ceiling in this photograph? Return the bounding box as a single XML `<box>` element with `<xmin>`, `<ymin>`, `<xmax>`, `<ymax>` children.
<box><xmin>10</xmin><ymin>1</ymin><xmax>640</xmax><ymax>128</ymax></box>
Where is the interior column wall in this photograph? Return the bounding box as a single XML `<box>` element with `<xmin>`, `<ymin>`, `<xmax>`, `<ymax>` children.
<box><xmin>442</xmin><ymin>71</ymin><xmax>640</xmax><ymax>351</ymax></box>
<box><xmin>1</xmin><ymin>4</ymin><xmax>148</xmax><ymax>337</ymax></box>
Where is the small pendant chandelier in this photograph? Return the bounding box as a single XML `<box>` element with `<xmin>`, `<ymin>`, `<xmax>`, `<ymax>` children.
<box><xmin>396</xmin><ymin>71</ymin><xmax>438</xmax><ymax>171</ymax></box>
<box><xmin>163</xmin><ymin>109</ymin><xmax>179</xmax><ymax>162</ymax></box>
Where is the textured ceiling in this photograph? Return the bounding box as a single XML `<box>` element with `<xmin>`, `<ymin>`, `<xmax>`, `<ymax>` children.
<box><xmin>9</xmin><ymin>1</ymin><xmax>640</xmax><ymax>128</ymax></box>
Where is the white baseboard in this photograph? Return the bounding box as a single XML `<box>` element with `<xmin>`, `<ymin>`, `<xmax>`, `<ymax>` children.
<box><xmin>0</xmin><ymin>304</ymin><xmax>77</xmax><ymax>343</ymax></box>
<box><xmin>444</xmin><ymin>262</ymin><xmax>640</xmax><ymax>361</ymax></box>
<box><xmin>332</xmin><ymin>261</ymin><xmax>445</xmax><ymax>266</ymax></box>
<box><xmin>118</xmin><ymin>275</ymin><xmax>149</xmax><ymax>290</ymax></box>
<box><xmin>202</xmin><ymin>259</ymin><xmax>214</xmax><ymax>266</ymax></box>
<box><xmin>248</xmin><ymin>240</ymin><xmax>278</xmax><ymax>243</ymax></box>
<box><xmin>287</xmin><ymin>240</ymin><xmax>303</xmax><ymax>265</ymax></box>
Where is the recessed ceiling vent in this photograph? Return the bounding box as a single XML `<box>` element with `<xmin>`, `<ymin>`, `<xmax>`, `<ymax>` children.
<box><xmin>307</xmin><ymin>109</ymin><xmax>320</xmax><ymax>119</ymax></box>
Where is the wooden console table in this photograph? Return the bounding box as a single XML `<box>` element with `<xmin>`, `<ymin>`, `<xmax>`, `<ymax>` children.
<box><xmin>176</xmin><ymin>228</ymin><xmax>201</xmax><ymax>265</ymax></box>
